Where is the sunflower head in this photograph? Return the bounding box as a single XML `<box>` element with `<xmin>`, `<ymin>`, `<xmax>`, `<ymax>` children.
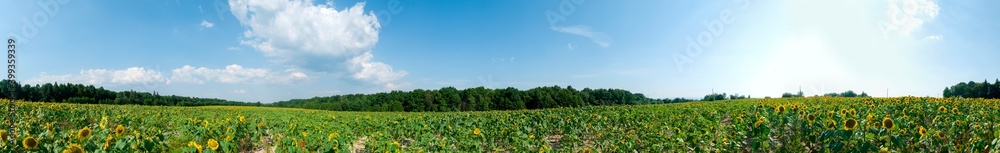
<box><xmin>879</xmin><ymin>147</ymin><xmax>889</xmax><ymax>153</ymax></box>
<box><xmin>115</xmin><ymin>125</ymin><xmax>125</xmax><ymax>136</ymax></box>
<box><xmin>473</xmin><ymin>128</ymin><xmax>482</xmax><ymax>135</ymax></box>
<box><xmin>63</xmin><ymin>143</ymin><xmax>84</xmax><ymax>153</ymax></box>
<box><xmin>807</xmin><ymin>114</ymin><xmax>816</xmax><ymax>122</ymax></box>
<box><xmin>844</xmin><ymin>119</ymin><xmax>858</xmax><ymax>130</ymax></box>
<box><xmin>826</xmin><ymin>120</ymin><xmax>837</xmax><ymax>130</ymax></box>
<box><xmin>188</xmin><ymin>141</ymin><xmax>203</xmax><ymax>153</ymax></box>
<box><xmin>754</xmin><ymin>117</ymin><xmax>765</xmax><ymax>127</ymax></box>
<box><xmin>882</xmin><ymin>117</ymin><xmax>895</xmax><ymax>129</ymax></box>
<box><xmin>777</xmin><ymin>106</ymin><xmax>786</xmax><ymax>113</ymax></box>
<box><xmin>207</xmin><ymin>139</ymin><xmax>220</xmax><ymax>151</ymax></box>
<box><xmin>938</xmin><ymin>106</ymin><xmax>947</xmax><ymax>113</ymax></box>
<box><xmin>917</xmin><ymin>126</ymin><xmax>927</xmax><ymax>136</ymax></box>
<box><xmin>936</xmin><ymin>131</ymin><xmax>946</xmax><ymax>139</ymax></box>
<box><xmin>78</xmin><ymin>127</ymin><xmax>92</xmax><ymax>140</ymax></box>
<box><xmin>0</xmin><ymin>130</ymin><xmax>7</xmax><ymax>144</ymax></box>
<box><xmin>23</xmin><ymin>136</ymin><xmax>38</xmax><ymax>150</ymax></box>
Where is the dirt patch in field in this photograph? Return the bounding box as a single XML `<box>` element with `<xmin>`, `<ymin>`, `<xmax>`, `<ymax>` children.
<box><xmin>546</xmin><ymin>134</ymin><xmax>563</xmax><ymax>150</ymax></box>
<box><xmin>351</xmin><ymin>136</ymin><xmax>369</xmax><ymax>153</ymax></box>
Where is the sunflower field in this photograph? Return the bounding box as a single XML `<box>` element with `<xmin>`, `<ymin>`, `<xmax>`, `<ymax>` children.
<box><xmin>1</xmin><ymin>97</ymin><xmax>999</xmax><ymax>152</ymax></box>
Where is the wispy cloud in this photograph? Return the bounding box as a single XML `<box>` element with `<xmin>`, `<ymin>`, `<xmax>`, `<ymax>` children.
<box><xmin>200</xmin><ymin>20</ymin><xmax>215</xmax><ymax>28</ymax></box>
<box><xmin>232</xmin><ymin>89</ymin><xmax>246</xmax><ymax>94</ymax></box>
<box><xmin>923</xmin><ymin>35</ymin><xmax>942</xmax><ymax>42</ymax></box>
<box><xmin>551</xmin><ymin>25</ymin><xmax>612</xmax><ymax>48</ymax></box>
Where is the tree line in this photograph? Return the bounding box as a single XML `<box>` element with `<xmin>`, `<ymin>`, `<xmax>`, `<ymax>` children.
<box><xmin>0</xmin><ymin>80</ymin><xmax>259</xmax><ymax>106</ymax></box>
<box><xmin>780</xmin><ymin>90</ymin><xmax>869</xmax><ymax>98</ymax></box>
<box><xmin>268</xmin><ymin>86</ymin><xmax>694</xmax><ymax>112</ymax></box>
<box><xmin>943</xmin><ymin>79</ymin><xmax>1000</xmax><ymax>98</ymax></box>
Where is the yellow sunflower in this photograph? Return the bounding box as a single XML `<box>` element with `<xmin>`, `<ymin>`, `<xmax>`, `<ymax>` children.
<box><xmin>879</xmin><ymin>147</ymin><xmax>889</xmax><ymax>153</ymax></box>
<box><xmin>473</xmin><ymin>128</ymin><xmax>482</xmax><ymax>135</ymax></box>
<box><xmin>938</xmin><ymin>106</ymin><xmax>947</xmax><ymax>113</ymax></box>
<box><xmin>188</xmin><ymin>141</ymin><xmax>203</xmax><ymax>153</ymax></box>
<box><xmin>78</xmin><ymin>127</ymin><xmax>92</xmax><ymax>140</ymax></box>
<box><xmin>0</xmin><ymin>130</ymin><xmax>7</xmax><ymax>145</ymax></box>
<box><xmin>208</xmin><ymin>139</ymin><xmax>220</xmax><ymax>151</ymax></box>
<box><xmin>23</xmin><ymin>136</ymin><xmax>38</xmax><ymax>150</ymax></box>
<box><xmin>63</xmin><ymin>143</ymin><xmax>84</xmax><ymax>153</ymax></box>
<box><xmin>936</xmin><ymin>131</ymin><xmax>945</xmax><ymax>139</ymax></box>
<box><xmin>115</xmin><ymin>125</ymin><xmax>125</xmax><ymax>136</ymax></box>
<box><xmin>917</xmin><ymin>126</ymin><xmax>927</xmax><ymax>136</ymax></box>
<box><xmin>807</xmin><ymin>114</ymin><xmax>816</xmax><ymax>122</ymax></box>
<box><xmin>777</xmin><ymin>105</ymin><xmax>786</xmax><ymax>114</ymax></box>
<box><xmin>826</xmin><ymin>120</ymin><xmax>837</xmax><ymax>130</ymax></box>
<box><xmin>844</xmin><ymin>119</ymin><xmax>858</xmax><ymax>130</ymax></box>
<box><xmin>882</xmin><ymin>117</ymin><xmax>894</xmax><ymax>130</ymax></box>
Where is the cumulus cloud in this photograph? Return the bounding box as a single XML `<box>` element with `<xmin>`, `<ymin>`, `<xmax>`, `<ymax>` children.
<box><xmin>232</xmin><ymin>89</ymin><xmax>247</xmax><ymax>94</ymax></box>
<box><xmin>200</xmin><ymin>20</ymin><xmax>215</xmax><ymax>28</ymax></box>
<box><xmin>27</xmin><ymin>67</ymin><xmax>169</xmax><ymax>85</ymax></box>
<box><xmin>28</xmin><ymin>65</ymin><xmax>308</xmax><ymax>87</ymax></box>
<box><xmin>551</xmin><ymin>25</ymin><xmax>612</xmax><ymax>48</ymax></box>
<box><xmin>170</xmin><ymin>64</ymin><xmax>308</xmax><ymax>84</ymax></box>
<box><xmin>229</xmin><ymin>0</ymin><xmax>406</xmax><ymax>85</ymax></box>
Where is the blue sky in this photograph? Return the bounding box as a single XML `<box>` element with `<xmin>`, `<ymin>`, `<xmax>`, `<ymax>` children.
<box><xmin>1</xmin><ymin>0</ymin><xmax>997</xmax><ymax>102</ymax></box>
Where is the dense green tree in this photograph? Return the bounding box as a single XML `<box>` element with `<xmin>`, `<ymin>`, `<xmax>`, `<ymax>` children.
<box><xmin>943</xmin><ymin>79</ymin><xmax>1000</xmax><ymax>99</ymax></box>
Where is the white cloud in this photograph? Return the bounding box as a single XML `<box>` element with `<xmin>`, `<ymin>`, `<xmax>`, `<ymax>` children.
<box><xmin>229</xmin><ymin>0</ymin><xmax>406</xmax><ymax>84</ymax></box>
<box><xmin>567</xmin><ymin>43</ymin><xmax>574</xmax><ymax>50</ymax></box>
<box><xmin>923</xmin><ymin>35</ymin><xmax>942</xmax><ymax>42</ymax></box>
<box><xmin>227</xmin><ymin>47</ymin><xmax>240</xmax><ymax>51</ymax></box>
<box><xmin>170</xmin><ymin>64</ymin><xmax>308</xmax><ymax>84</ymax></box>
<box><xmin>384</xmin><ymin>82</ymin><xmax>410</xmax><ymax>90</ymax></box>
<box><xmin>883</xmin><ymin>0</ymin><xmax>939</xmax><ymax>37</ymax></box>
<box><xmin>200</xmin><ymin>20</ymin><xmax>215</xmax><ymax>28</ymax></box>
<box><xmin>551</xmin><ymin>25</ymin><xmax>612</xmax><ymax>48</ymax></box>
<box><xmin>29</xmin><ymin>65</ymin><xmax>308</xmax><ymax>86</ymax></box>
<box><xmin>348</xmin><ymin>52</ymin><xmax>407</xmax><ymax>84</ymax></box>
<box><xmin>232</xmin><ymin>89</ymin><xmax>247</xmax><ymax>94</ymax></box>
<box><xmin>27</xmin><ymin>67</ymin><xmax>169</xmax><ymax>85</ymax></box>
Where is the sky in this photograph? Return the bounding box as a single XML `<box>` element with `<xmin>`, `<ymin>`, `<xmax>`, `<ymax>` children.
<box><xmin>0</xmin><ymin>0</ymin><xmax>997</xmax><ymax>102</ymax></box>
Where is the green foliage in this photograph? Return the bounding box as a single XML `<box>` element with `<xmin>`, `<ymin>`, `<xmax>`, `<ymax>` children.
<box><xmin>270</xmin><ymin>86</ymin><xmax>689</xmax><ymax>112</ymax></box>
<box><xmin>943</xmin><ymin>79</ymin><xmax>1000</xmax><ymax>98</ymax></box>
<box><xmin>0</xmin><ymin>80</ymin><xmax>257</xmax><ymax>106</ymax></box>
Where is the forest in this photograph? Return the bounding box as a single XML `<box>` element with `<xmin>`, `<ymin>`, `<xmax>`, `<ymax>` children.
<box><xmin>268</xmin><ymin>86</ymin><xmax>694</xmax><ymax>112</ymax></box>
<box><xmin>4</xmin><ymin>78</ymin><xmax>995</xmax><ymax>112</ymax></box>
<box><xmin>0</xmin><ymin>80</ymin><xmax>258</xmax><ymax>106</ymax></box>
<box><xmin>943</xmin><ymin>79</ymin><xmax>1000</xmax><ymax>98</ymax></box>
